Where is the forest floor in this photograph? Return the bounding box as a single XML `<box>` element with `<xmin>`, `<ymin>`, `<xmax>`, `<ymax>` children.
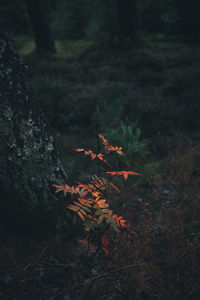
<box><xmin>0</xmin><ymin>35</ymin><xmax>200</xmax><ymax>299</ymax></box>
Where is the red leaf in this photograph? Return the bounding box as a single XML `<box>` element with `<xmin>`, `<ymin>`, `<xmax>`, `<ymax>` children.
<box><xmin>106</xmin><ymin>171</ymin><xmax>140</xmax><ymax>180</ymax></box>
<box><xmin>84</xmin><ymin>150</ymin><xmax>92</xmax><ymax>155</ymax></box>
<box><xmin>97</xmin><ymin>153</ymin><xmax>104</xmax><ymax>160</ymax></box>
<box><xmin>97</xmin><ymin>199</ymin><xmax>106</xmax><ymax>205</ymax></box>
<box><xmin>123</xmin><ymin>172</ymin><xmax>128</xmax><ymax>180</ymax></box>
<box><xmin>91</xmin><ymin>153</ymin><xmax>96</xmax><ymax>160</ymax></box>
<box><xmin>98</xmin><ymin>134</ymin><xmax>109</xmax><ymax>146</ymax></box>
<box><xmin>101</xmin><ymin>235</ymin><xmax>109</xmax><ymax>246</ymax></box>
<box><xmin>67</xmin><ymin>204</ymin><xmax>78</xmax><ymax>212</ymax></box>
<box><xmin>109</xmin><ymin>182</ymin><xmax>120</xmax><ymax>193</ymax></box>
<box><xmin>52</xmin><ymin>184</ymin><xmax>65</xmax><ymax>190</ymax></box>
<box><xmin>77</xmin><ymin>211</ymin><xmax>85</xmax><ymax>220</ymax></box>
<box><xmin>125</xmin><ymin>171</ymin><xmax>141</xmax><ymax>176</ymax></box>
<box><xmin>74</xmin><ymin>148</ymin><xmax>84</xmax><ymax>152</ymax></box>
<box><xmin>102</xmin><ymin>247</ymin><xmax>109</xmax><ymax>256</ymax></box>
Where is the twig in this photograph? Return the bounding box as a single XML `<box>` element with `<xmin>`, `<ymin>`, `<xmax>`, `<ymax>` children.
<box><xmin>89</xmin><ymin>263</ymin><xmax>135</xmax><ymax>280</ymax></box>
<box><xmin>35</xmin><ymin>243</ymin><xmax>48</xmax><ymax>264</ymax></box>
<box><xmin>23</xmin><ymin>243</ymin><xmax>48</xmax><ymax>272</ymax></box>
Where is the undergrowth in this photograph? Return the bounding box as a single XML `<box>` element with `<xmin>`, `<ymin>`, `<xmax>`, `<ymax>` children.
<box><xmin>11</xmin><ymin>35</ymin><xmax>200</xmax><ymax>299</ymax></box>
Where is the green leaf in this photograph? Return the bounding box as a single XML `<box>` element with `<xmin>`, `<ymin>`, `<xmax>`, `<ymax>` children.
<box><xmin>97</xmin><ymin>214</ymin><xmax>104</xmax><ymax>224</ymax></box>
<box><xmin>95</xmin><ymin>210</ymin><xmax>102</xmax><ymax>216</ymax></box>
<box><xmin>82</xmin><ymin>206</ymin><xmax>91</xmax><ymax>213</ymax></box>
<box><xmin>103</xmin><ymin>209</ymin><xmax>112</xmax><ymax>214</ymax></box>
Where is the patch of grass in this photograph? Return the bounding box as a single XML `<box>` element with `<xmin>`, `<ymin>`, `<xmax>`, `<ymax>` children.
<box><xmin>104</xmin><ymin>121</ymin><xmax>149</xmax><ymax>170</ymax></box>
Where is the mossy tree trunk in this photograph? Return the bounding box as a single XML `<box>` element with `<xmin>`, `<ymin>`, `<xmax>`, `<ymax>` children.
<box><xmin>0</xmin><ymin>30</ymin><xmax>68</xmax><ymax>236</ymax></box>
<box><xmin>23</xmin><ymin>0</ymin><xmax>56</xmax><ymax>54</ymax></box>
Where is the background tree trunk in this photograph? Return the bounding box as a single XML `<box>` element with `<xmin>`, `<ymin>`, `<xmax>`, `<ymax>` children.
<box><xmin>0</xmin><ymin>30</ymin><xmax>68</xmax><ymax>237</ymax></box>
<box><xmin>23</xmin><ymin>0</ymin><xmax>56</xmax><ymax>54</ymax></box>
<box><xmin>118</xmin><ymin>0</ymin><xmax>137</xmax><ymax>44</ymax></box>
<box><xmin>175</xmin><ymin>0</ymin><xmax>200</xmax><ymax>42</ymax></box>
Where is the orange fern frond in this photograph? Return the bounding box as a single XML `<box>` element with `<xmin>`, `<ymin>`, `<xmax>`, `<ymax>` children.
<box><xmin>75</xmin><ymin>148</ymin><xmax>107</xmax><ymax>163</ymax></box>
<box><xmin>98</xmin><ymin>133</ymin><xmax>109</xmax><ymax>146</ymax></box>
<box><xmin>109</xmin><ymin>181</ymin><xmax>120</xmax><ymax>193</ymax></box>
<box><xmin>106</xmin><ymin>171</ymin><xmax>140</xmax><ymax>180</ymax></box>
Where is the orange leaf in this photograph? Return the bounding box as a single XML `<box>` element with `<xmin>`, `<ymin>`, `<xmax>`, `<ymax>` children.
<box><xmin>52</xmin><ymin>184</ymin><xmax>65</xmax><ymax>190</ymax></box>
<box><xmin>74</xmin><ymin>148</ymin><xmax>84</xmax><ymax>152</ymax></box>
<box><xmin>77</xmin><ymin>211</ymin><xmax>85</xmax><ymax>220</ymax></box>
<box><xmin>123</xmin><ymin>172</ymin><xmax>128</xmax><ymax>180</ymax></box>
<box><xmin>125</xmin><ymin>171</ymin><xmax>141</xmax><ymax>176</ymax></box>
<box><xmin>119</xmin><ymin>219</ymin><xmax>126</xmax><ymax>228</ymax></box>
<box><xmin>102</xmin><ymin>247</ymin><xmax>109</xmax><ymax>256</ymax></box>
<box><xmin>97</xmin><ymin>199</ymin><xmax>106</xmax><ymax>205</ymax></box>
<box><xmin>73</xmin><ymin>201</ymin><xmax>82</xmax><ymax>207</ymax></box>
<box><xmin>98</xmin><ymin>134</ymin><xmax>109</xmax><ymax>146</ymax></box>
<box><xmin>84</xmin><ymin>150</ymin><xmax>92</xmax><ymax>155</ymax></box>
<box><xmin>105</xmin><ymin>145</ymin><xmax>125</xmax><ymax>156</ymax></box>
<box><xmin>114</xmin><ymin>215</ymin><xmax>126</xmax><ymax>228</ymax></box>
<box><xmin>91</xmin><ymin>153</ymin><xmax>96</xmax><ymax>160</ymax></box>
<box><xmin>92</xmin><ymin>191</ymin><xmax>102</xmax><ymax>198</ymax></box>
<box><xmin>109</xmin><ymin>181</ymin><xmax>120</xmax><ymax>193</ymax></box>
<box><xmin>67</xmin><ymin>204</ymin><xmax>78</xmax><ymax>212</ymax></box>
<box><xmin>106</xmin><ymin>171</ymin><xmax>140</xmax><ymax>180</ymax></box>
<box><xmin>105</xmin><ymin>171</ymin><xmax>116</xmax><ymax>176</ymax></box>
<box><xmin>101</xmin><ymin>235</ymin><xmax>109</xmax><ymax>246</ymax></box>
<box><xmin>97</xmin><ymin>153</ymin><xmax>103</xmax><ymax>160</ymax></box>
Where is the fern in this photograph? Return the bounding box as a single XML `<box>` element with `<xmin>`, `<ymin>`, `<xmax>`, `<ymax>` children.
<box><xmin>53</xmin><ymin>134</ymin><xmax>140</xmax><ymax>254</ymax></box>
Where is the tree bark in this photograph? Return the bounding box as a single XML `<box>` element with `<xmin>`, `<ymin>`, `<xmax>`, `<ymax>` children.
<box><xmin>0</xmin><ymin>30</ymin><xmax>68</xmax><ymax>236</ymax></box>
<box><xmin>23</xmin><ymin>0</ymin><xmax>56</xmax><ymax>54</ymax></box>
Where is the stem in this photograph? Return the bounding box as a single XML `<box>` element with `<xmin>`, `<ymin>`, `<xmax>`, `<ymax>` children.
<box><xmin>85</xmin><ymin>225</ymin><xmax>109</xmax><ymax>264</ymax></box>
<box><xmin>86</xmin><ymin>231</ymin><xmax>93</xmax><ymax>257</ymax></box>
<box><xmin>95</xmin><ymin>104</ymin><xmax>101</xmax><ymax>177</ymax></box>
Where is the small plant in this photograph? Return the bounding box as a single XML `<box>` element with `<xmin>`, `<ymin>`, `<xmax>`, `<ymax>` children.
<box><xmin>104</xmin><ymin>121</ymin><xmax>149</xmax><ymax>169</ymax></box>
<box><xmin>53</xmin><ymin>134</ymin><xmax>140</xmax><ymax>255</ymax></box>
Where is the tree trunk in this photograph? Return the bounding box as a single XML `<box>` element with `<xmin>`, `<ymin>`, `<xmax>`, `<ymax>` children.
<box><xmin>23</xmin><ymin>0</ymin><xmax>56</xmax><ymax>54</ymax></box>
<box><xmin>175</xmin><ymin>0</ymin><xmax>200</xmax><ymax>42</ymax></box>
<box><xmin>0</xmin><ymin>31</ymin><xmax>68</xmax><ymax>237</ymax></box>
<box><xmin>118</xmin><ymin>0</ymin><xmax>137</xmax><ymax>44</ymax></box>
